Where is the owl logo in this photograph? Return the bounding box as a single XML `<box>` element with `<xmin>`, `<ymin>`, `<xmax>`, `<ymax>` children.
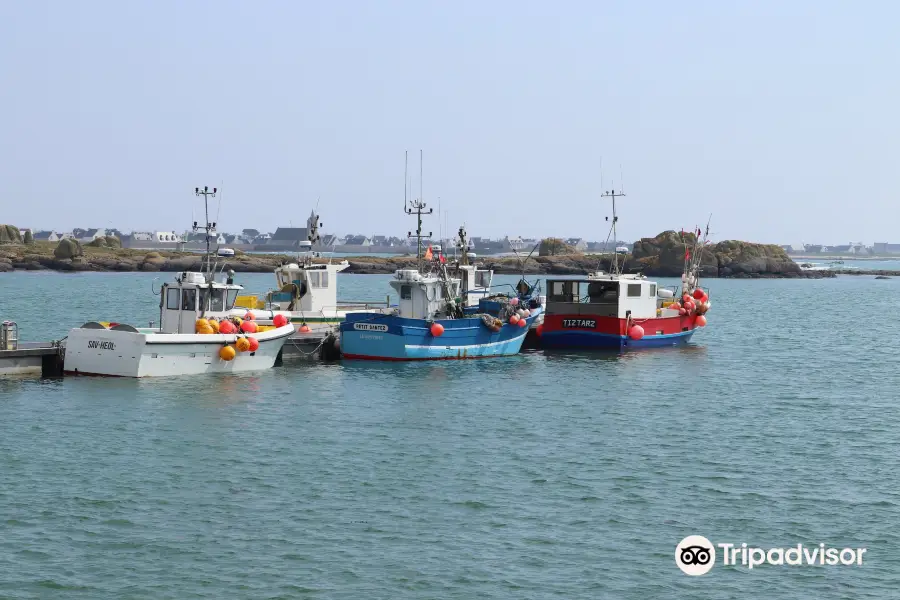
<box><xmin>675</xmin><ymin>536</ymin><xmax>716</xmax><ymax>575</ymax></box>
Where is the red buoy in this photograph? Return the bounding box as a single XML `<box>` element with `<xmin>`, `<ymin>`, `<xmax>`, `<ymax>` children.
<box><xmin>299</xmin><ymin>324</ymin><xmax>311</xmax><ymax>333</ymax></box>
<box><xmin>682</xmin><ymin>294</ymin><xmax>691</xmax><ymax>304</ymax></box>
<box><xmin>517</xmin><ymin>318</ymin><xmax>527</xmax><ymax>328</ymax></box>
<box><xmin>695</xmin><ymin>315</ymin><xmax>707</xmax><ymax>327</ymax></box>
<box><xmin>273</xmin><ymin>314</ymin><xmax>288</xmax><ymax>327</ymax></box>
<box><xmin>244</xmin><ymin>311</ymin><xmax>255</xmax><ymax>321</ymax></box>
<box><xmin>218</xmin><ymin>320</ymin><xmax>236</xmax><ymax>334</ymax></box>
<box><xmin>678</xmin><ymin>307</ymin><xmax>687</xmax><ymax>316</ymax></box>
<box><xmin>629</xmin><ymin>325</ymin><xmax>644</xmax><ymax>340</ymax></box>
<box><xmin>536</xmin><ymin>324</ymin><xmax>544</xmax><ymax>337</ymax></box>
<box><xmin>692</xmin><ymin>289</ymin><xmax>705</xmax><ymax>300</ymax></box>
<box><xmin>240</xmin><ymin>320</ymin><xmax>257</xmax><ymax>333</ymax></box>
<box><xmin>430</xmin><ymin>322</ymin><xmax>444</xmax><ymax>336</ymax></box>
<box><xmin>684</xmin><ymin>301</ymin><xmax>695</xmax><ymax>312</ymax></box>
<box><xmin>509</xmin><ymin>314</ymin><xmax>520</xmax><ymax>326</ymax></box>
<box><xmin>248</xmin><ymin>337</ymin><xmax>260</xmax><ymax>352</ymax></box>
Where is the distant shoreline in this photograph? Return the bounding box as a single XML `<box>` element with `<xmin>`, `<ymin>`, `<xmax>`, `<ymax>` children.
<box><xmin>791</xmin><ymin>255</ymin><xmax>900</xmax><ymax>261</ymax></box>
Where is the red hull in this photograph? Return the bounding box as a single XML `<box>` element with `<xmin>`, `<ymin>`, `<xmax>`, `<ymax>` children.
<box><xmin>542</xmin><ymin>314</ymin><xmax>697</xmax><ymax>336</ymax></box>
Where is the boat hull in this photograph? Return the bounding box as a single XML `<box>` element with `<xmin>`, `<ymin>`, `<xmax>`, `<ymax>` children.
<box><xmin>340</xmin><ymin>309</ymin><xmax>542</xmax><ymax>361</ymax></box>
<box><xmin>63</xmin><ymin>324</ymin><xmax>295</xmax><ymax>377</ymax></box>
<box><xmin>539</xmin><ymin>314</ymin><xmax>700</xmax><ymax>350</ymax></box>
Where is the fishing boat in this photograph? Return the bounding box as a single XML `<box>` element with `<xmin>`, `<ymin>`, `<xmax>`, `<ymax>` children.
<box><xmin>63</xmin><ymin>187</ymin><xmax>295</xmax><ymax>377</ymax></box>
<box><xmin>339</xmin><ymin>152</ymin><xmax>541</xmax><ymax>361</ymax></box>
<box><xmin>227</xmin><ymin>213</ymin><xmax>392</xmax><ymax>342</ymax></box>
<box><xmin>538</xmin><ymin>187</ymin><xmax>711</xmax><ymax>350</ymax></box>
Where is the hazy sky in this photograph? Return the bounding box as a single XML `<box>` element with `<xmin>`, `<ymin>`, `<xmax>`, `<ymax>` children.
<box><xmin>1</xmin><ymin>1</ymin><xmax>897</xmax><ymax>244</ymax></box>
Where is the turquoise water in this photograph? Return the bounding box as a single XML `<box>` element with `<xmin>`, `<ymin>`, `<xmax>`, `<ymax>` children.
<box><xmin>1</xmin><ymin>272</ymin><xmax>898</xmax><ymax>598</ymax></box>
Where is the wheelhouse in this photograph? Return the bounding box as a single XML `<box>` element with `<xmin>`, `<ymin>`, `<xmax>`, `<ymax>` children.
<box><xmin>159</xmin><ymin>272</ymin><xmax>242</xmax><ymax>333</ymax></box>
<box><xmin>545</xmin><ymin>274</ymin><xmax>661</xmax><ymax>319</ymax></box>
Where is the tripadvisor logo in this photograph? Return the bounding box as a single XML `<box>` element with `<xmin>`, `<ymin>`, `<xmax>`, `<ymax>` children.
<box><xmin>675</xmin><ymin>536</ymin><xmax>867</xmax><ymax>575</ymax></box>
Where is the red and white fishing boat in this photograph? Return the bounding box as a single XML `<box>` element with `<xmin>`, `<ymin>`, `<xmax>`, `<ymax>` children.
<box><xmin>538</xmin><ymin>188</ymin><xmax>712</xmax><ymax>350</ymax></box>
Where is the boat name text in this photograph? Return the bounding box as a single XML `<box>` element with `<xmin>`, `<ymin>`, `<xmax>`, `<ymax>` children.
<box><xmin>88</xmin><ymin>340</ymin><xmax>116</xmax><ymax>350</ymax></box>
<box><xmin>353</xmin><ymin>323</ymin><xmax>389</xmax><ymax>332</ymax></box>
<box><xmin>561</xmin><ymin>319</ymin><xmax>596</xmax><ymax>329</ymax></box>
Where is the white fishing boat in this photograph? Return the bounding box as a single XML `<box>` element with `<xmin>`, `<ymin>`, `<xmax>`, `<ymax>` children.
<box><xmin>227</xmin><ymin>215</ymin><xmax>392</xmax><ymax>342</ymax></box>
<box><xmin>63</xmin><ymin>186</ymin><xmax>295</xmax><ymax>377</ymax></box>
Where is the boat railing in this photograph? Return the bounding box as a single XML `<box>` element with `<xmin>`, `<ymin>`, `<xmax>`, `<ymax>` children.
<box><xmin>335</xmin><ymin>296</ymin><xmax>392</xmax><ymax>309</ymax></box>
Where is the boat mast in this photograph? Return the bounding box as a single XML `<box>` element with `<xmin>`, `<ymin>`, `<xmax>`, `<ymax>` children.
<box><xmin>193</xmin><ymin>185</ymin><xmax>217</xmax><ymax>282</ymax></box>
<box><xmin>602</xmin><ymin>186</ymin><xmax>625</xmax><ymax>275</ymax></box>
<box><xmin>404</xmin><ymin>150</ymin><xmax>432</xmax><ymax>271</ymax></box>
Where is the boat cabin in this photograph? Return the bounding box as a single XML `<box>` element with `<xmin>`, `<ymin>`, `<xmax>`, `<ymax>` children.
<box><xmin>455</xmin><ymin>263</ymin><xmax>493</xmax><ymax>307</ymax></box>
<box><xmin>159</xmin><ymin>271</ymin><xmax>242</xmax><ymax>333</ymax></box>
<box><xmin>545</xmin><ymin>273</ymin><xmax>663</xmax><ymax>319</ymax></box>
<box><xmin>268</xmin><ymin>260</ymin><xmax>349</xmax><ymax>313</ymax></box>
<box><xmin>390</xmin><ymin>269</ymin><xmax>460</xmax><ymax>320</ymax></box>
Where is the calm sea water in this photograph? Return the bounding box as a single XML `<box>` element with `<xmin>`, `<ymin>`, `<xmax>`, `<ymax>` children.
<box><xmin>1</xmin><ymin>271</ymin><xmax>898</xmax><ymax>598</ymax></box>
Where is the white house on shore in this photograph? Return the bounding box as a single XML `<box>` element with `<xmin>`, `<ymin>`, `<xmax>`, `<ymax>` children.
<box><xmin>34</xmin><ymin>231</ymin><xmax>61</xmax><ymax>242</ymax></box>
<box><xmin>78</xmin><ymin>228</ymin><xmax>107</xmax><ymax>243</ymax></box>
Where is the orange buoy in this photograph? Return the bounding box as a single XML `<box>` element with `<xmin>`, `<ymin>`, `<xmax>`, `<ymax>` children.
<box><xmin>273</xmin><ymin>314</ymin><xmax>288</xmax><ymax>327</ymax></box>
<box><xmin>219</xmin><ymin>345</ymin><xmax>236</xmax><ymax>361</ymax></box>
<box><xmin>248</xmin><ymin>337</ymin><xmax>260</xmax><ymax>352</ymax></box>
<box><xmin>299</xmin><ymin>324</ymin><xmax>311</xmax><ymax>333</ymax></box>
<box><xmin>692</xmin><ymin>289</ymin><xmax>705</xmax><ymax>300</ymax></box>
<box><xmin>509</xmin><ymin>314</ymin><xmax>520</xmax><ymax>325</ymax></box>
<box><xmin>195</xmin><ymin>318</ymin><xmax>210</xmax><ymax>332</ymax></box>
<box><xmin>430</xmin><ymin>322</ymin><xmax>444</xmax><ymax>336</ymax></box>
<box><xmin>244</xmin><ymin>311</ymin><xmax>255</xmax><ymax>321</ymax></box>
<box><xmin>536</xmin><ymin>324</ymin><xmax>544</xmax><ymax>336</ymax></box>
<box><xmin>695</xmin><ymin>315</ymin><xmax>707</xmax><ymax>327</ymax></box>
<box><xmin>236</xmin><ymin>337</ymin><xmax>251</xmax><ymax>352</ymax></box>
<box><xmin>218</xmin><ymin>320</ymin><xmax>236</xmax><ymax>334</ymax></box>
<box><xmin>208</xmin><ymin>320</ymin><xmax>220</xmax><ymax>333</ymax></box>
<box><xmin>517</xmin><ymin>318</ymin><xmax>527</xmax><ymax>328</ymax></box>
<box><xmin>629</xmin><ymin>325</ymin><xmax>644</xmax><ymax>340</ymax></box>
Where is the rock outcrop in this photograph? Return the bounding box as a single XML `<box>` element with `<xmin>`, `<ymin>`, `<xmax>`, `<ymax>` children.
<box><xmin>632</xmin><ymin>230</ymin><xmax>803</xmax><ymax>278</ymax></box>
<box><xmin>86</xmin><ymin>235</ymin><xmax>122</xmax><ymax>248</ymax></box>
<box><xmin>0</xmin><ymin>225</ymin><xmax>22</xmax><ymax>244</ymax></box>
<box><xmin>54</xmin><ymin>238</ymin><xmax>84</xmax><ymax>259</ymax></box>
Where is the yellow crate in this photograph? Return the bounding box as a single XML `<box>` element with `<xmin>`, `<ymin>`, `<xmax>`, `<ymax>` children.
<box><xmin>234</xmin><ymin>295</ymin><xmax>258</xmax><ymax>309</ymax></box>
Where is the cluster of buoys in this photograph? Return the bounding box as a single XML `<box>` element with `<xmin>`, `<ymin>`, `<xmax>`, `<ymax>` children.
<box><xmin>218</xmin><ymin>335</ymin><xmax>260</xmax><ymax>361</ymax></box>
<box><xmin>664</xmin><ymin>287</ymin><xmax>711</xmax><ymax>327</ymax></box>
<box><xmin>430</xmin><ymin>322</ymin><xmax>444</xmax><ymax>337</ymax></box>
<box><xmin>195</xmin><ymin>316</ymin><xmax>259</xmax><ymax>335</ymax></box>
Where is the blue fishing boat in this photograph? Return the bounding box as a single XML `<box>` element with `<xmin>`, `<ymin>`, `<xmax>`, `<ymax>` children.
<box><xmin>339</xmin><ymin>151</ymin><xmax>542</xmax><ymax>361</ymax></box>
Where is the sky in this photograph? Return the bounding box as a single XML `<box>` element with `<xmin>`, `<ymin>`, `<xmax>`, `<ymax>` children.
<box><xmin>1</xmin><ymin>0</ymin><xmax>897</xmax><ymax>244</ymax></box>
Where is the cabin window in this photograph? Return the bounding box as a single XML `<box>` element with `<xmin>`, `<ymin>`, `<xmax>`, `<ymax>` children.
<box><xmin>181</xmin><ymin>288</ymin><xmax>196</xmax><ymax>311</ymax></box>
<box><xmin>400</xmin><ymin>285</ymin><xmax>412</xmax><ymax>300</ymax></box>
<box><xmin>198</xmin><ymin>288</ymin><xmax>209</xmax><ymax>311</ymax></box>
<box><xmin>166</xmin><ymin>288</ymin><xmax>180</xmax><ymax>310</ymax></box>
<box><xmin>210</xmin><ymin>288</ymin><xmax>226</xmax><ymax>312</ymax></box>
<box><xmin>649</xmin><ymin>284</ymin><xmax>657</xmax><ymax>297</ymax></box>
<box><xmin>476</xmin><ymin>271</ymin><xmax>491</xmax><ymax>287</ymax></box>
<box><xmin>226</xmin><ymin>289</ymin><xmax>238</xmax><ymax>310</ymax></box>
<box><xmin>587</xmin><ymin>282</ymin><xmax>618</xmax><ymax>303</ymax></box>
<box><xmin>549</xmin><ymin>280</ymin><xmax>579</xmax><ymax>302</ymax></box>
<box><xmin>320</xmin><ymin>271</ymin><xmax>329</xmax><ymax>288</ymax></box>
<box><xmin>627</xmin><ymin>284</ymin><xmax>641</xmax><ymax>297</ymax></box>
<box><xmin>308</xmin><ymin>272</ymin><xmax>321</xmax><ymax>288</ymax></box>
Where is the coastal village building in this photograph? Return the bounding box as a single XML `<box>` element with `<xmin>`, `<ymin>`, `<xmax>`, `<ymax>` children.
<box><xmin>33</xmin><ymin>231</ymin><xmax>61</xmax><ymax>242</ymax></box>
<box><xmin>78</xmin><ymin>228</ymin><xmax>107</xmax><ymax>243</ymax></box>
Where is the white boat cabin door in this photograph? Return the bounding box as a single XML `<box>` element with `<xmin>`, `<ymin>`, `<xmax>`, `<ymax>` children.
<box><xmin>161</xmin><ymin>283</ymin><xmax>200</xmax><ymax>334</ymax></box>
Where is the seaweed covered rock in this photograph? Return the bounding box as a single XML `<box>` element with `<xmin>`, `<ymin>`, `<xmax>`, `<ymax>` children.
<box><xmin>54</xmin><ymin>238</ymin><xmax>84</xmax><ymax>259</ymax></box>
<box><xmin>0</xmin><ymin>225</ymin><xmax>22</xmax><ymax>244</ymax></box>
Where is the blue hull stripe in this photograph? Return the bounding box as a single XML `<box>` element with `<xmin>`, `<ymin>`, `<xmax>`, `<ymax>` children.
<box><xmin>540</xmin><ymin>328</ymin><xmax>696</xmax><ymax>349</ymax></box>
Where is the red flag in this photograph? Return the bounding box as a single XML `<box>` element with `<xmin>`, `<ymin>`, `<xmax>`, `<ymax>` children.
<box><xmin>685</xmin><ymin>249</ymin><xmax>691</xmax><ymax>261</ymax></box>
<box><xmin>440</xmin><ymin>254</ymin><xmax>446</xmax><ymax>264</ymax></box>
